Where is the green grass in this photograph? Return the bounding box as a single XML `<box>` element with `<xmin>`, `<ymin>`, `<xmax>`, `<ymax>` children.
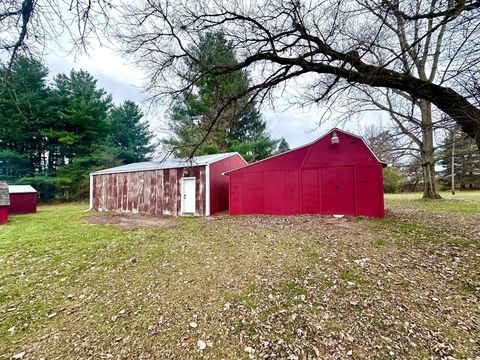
<box><xmin>385</xmin><ymin>191</ymin><xmax>480</xmax><ymax>213</ymax></box>
<box><xmin>0</xmin><ymin>193</ymin><xmax>479</xmax><ymax>358</ymax></box>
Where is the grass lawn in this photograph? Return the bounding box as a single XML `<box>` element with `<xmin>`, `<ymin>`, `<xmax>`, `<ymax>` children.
<box><xmin>0</xmin><ymin>193</ymin><xmax>479</xmax><ymax>359</ymax></box>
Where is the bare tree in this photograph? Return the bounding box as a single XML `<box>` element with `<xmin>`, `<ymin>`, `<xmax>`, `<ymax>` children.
<box><xmin>0</xmin><ymin>0</ymin><xmax>112</xmax><ymax>68</ymax></box>
<box><xmin>116</xmin><ymin>0</ymin><xmax>480</xmax><ymax>153</ymax></box>
<box><xmin>348</xmin><ymin>85</ymin><xmax>450</xmax><ymax>198</ymax></box>
<box><xmin>361</xmin><ymin>123</ymin><xmax>416</xmax><ymax>165</ymax></box>
<box><xmin>346</xmin><ymin>0</ymin><xmax>480</xmax><ymax>198</ymax></box>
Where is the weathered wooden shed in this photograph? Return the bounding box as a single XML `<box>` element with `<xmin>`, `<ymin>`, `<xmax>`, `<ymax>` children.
<box><xmin>0</xmin><ymin>182</ymin><xmax>9</xmax><ymax>224</ymax></box>
<box><xmin>8</xmin><ymin>185</ymin><xmax>37</xmax><ymax>214</ymax></box>
<box><xmin>90</xmin><ymin>152</ymin><xmax>246</xmax><ymax>216</ymax></box>
<box><xmin>225</xmin><ymin>129</ymin><xmax>386</xmax><ymax>218</ymax></box>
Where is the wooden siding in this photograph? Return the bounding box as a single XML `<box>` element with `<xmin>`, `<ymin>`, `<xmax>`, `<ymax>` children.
<box><xmin>92</xmin><ymin>166</ymin><xmax>206</xmax><ymax>216</ymax></box>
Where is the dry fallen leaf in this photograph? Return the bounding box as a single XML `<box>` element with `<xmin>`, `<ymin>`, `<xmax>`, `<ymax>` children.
<box><xmin>197</xmin><ymin>340</ymin><xmax>207</xmax><ymax>350</ymax></box>
<box><xmin>244</xmin><ymin>346</ymin><xmax>255</xmax><ymax>354</ymax></box>
<box><xmin>11</xmin><ymin>352</ymin><xmax>26</xmax><ymax>360</ymax></box>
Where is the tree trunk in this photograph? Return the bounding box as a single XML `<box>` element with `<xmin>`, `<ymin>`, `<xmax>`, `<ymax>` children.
<box><xmin>419</xmin><ymin>99</ymin><xmax>441</xmax><ymax>199</ymax></box>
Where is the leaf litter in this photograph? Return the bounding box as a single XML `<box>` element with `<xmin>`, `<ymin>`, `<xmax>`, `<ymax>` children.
<box><xmin>1</xmin><ymin>197</ymin><xmax>479</xmax><ymax>359</ymax></box>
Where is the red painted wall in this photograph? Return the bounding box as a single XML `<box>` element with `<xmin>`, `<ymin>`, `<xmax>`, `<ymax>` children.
<box><xmin>9</xmin><ymin>193</ymin><xmax>37</xmax><ymax>214</ymax></box>
<box><xmin>228</xmin><ymin>130</ymin><xmax>384</xmax><ymax>218</ymax></box>
<box><xmin>209</xmin><ymin>154</ymin><xmax>247</xmax><ymax>214</ymax></box>
<box><xmin>0</xmin><ymin>207</ymin><xmax>8</xmax><ymax>224</ymax></box>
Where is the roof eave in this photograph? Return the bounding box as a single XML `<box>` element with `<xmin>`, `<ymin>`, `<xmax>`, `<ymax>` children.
<box><xmin>90</xmin><ymin>152</ymin><xmax>244</xmax><ymax>176</ymax></box>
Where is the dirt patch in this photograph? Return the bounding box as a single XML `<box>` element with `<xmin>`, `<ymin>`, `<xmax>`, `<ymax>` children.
<box><xmin>85</xmin><ymin>211</ymin><xmax>179</xmax><ymax>229</ymax></box>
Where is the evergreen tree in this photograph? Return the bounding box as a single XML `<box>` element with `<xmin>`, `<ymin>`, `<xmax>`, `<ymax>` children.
<box><xmin>1</xmin><ymin>57</ymin><xmax>156</xmax><ymax>200</ymax></box>
<box><xmin>44</xmin><ymin>70</ymin><xmax>114</xmax><ymax>199</ymax></box>
<box><xmin>439</xmin><ymin>129</ymin><xmax>480</xmax><ymax>189</ymax></box>
<box><xmin>277</xmin><ymin>138</ymin><xmax>290</xmax><ymax>153</ymax></box>
<box><xmin>107</xmin><ymin>101</ymin><xmax>154</xmax><ymax>163</ymax></box>
<box><xmin>0</xmin><ymin>57</ymin><xmax>55</xmax><ymax>180</ymax></box>
<box><xmin>165</xmin><ymin>31</ymin><xmax>279</xmax><ymax>160</ymax></box>
<box><xmin>163</xmin><ymin>97</ymin><xmax>207</xmax><ymax>157</ymax></box>
<box><xmin>383</xmin><ymin>167</ymin><xmax>404</xmax><ymax>193</ymax></box>
<box><xmin>50</xmin><ymin>69</ymin><xmax>112</xmax><ymax>160</ymax></box>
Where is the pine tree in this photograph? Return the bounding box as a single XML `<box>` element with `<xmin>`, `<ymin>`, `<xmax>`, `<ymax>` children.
<box><xmin>165</xmin><ymin>31</ymin><xmax>279</xmax><ymax>161</ymax></box>
<box><xmin>51</xmin><ymin>69</ymin><xmax>112</xmax><ymax>160</ymax></box>
<box><xmin>107</xmin><ymin>101</ymin><xmax>155</xmax><ymax>163</ymax></box>
<box><xmin>277</xmin><ymin>138</ymin><xmax>290</xmax><ymax>153</ymax></box>
<box><xmin>0</xmin><ymin>56</ymin><xmax>55</xmax><ymax>180</ymax></box>
<box><xmin>439</xmin><ymin>129</ymin><xmax>480</xmax><ymax>189</ymax></box>
<box><xmin>1</xmin><ymin>58</ymin><xmax>156</xmax><ymax>200</ymax></box>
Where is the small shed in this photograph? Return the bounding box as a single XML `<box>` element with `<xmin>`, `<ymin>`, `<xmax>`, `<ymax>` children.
<box><xmin>225</xmin><ymin>128</ymin><xmax>386</xmax><ymax>218</ymax></box>
<box><xmin>8</xmin><ymin>185</ymin><xmax>37</xmax><ymax>214</ymax></box>
<box><xmin>0</xmin><ymin>182</ymin><xmax>9</xmax><ymax>224</ymax></box>
<box><xmin>90</xmin><ymin>152</ymin><xmax>246</xmax><ymax>216</ymax></box>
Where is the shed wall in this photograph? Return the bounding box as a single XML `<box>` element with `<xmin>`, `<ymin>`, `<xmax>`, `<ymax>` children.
<box><xmin>92</xmin><ymin>166</ymin><xmax>206</xmax><ymax>216</ymax></box>
<box><xmin>228</xmin><ymin>131</ymin><xmax>384</xmax><ymax>218</ymax></box>
<box><xmin>0</xmin><ymin>207</ymin><xmax>8</xmax><ymax>224</ymax></box>
<box><xmin>9</xmin><ymin>193</ymin><xmax>37</xmax><ymax>214</ymax></box>
<box><xmin>209</xmin><ymin>154</ymin><xmax>247</xmax><ymax>215</ymax></box>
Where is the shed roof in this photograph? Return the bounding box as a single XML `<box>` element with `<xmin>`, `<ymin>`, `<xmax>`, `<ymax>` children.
<box><xmin>8</xmin><ymin>185</ymin><xmax>37</xmax><ymax>194</ymax></box>
<box><xmin>0</xmin><ymin>182</ymin><xmax>10</xmax><ymax>206</ymax></box>
<box><xmin>91</xmin><ymin>152</ymin><xmax>241</xmax><ymax>176</ymax></box>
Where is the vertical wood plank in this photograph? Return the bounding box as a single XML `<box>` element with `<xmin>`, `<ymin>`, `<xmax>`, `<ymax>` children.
<box><xmin>156</xmin><ymin>170</ymin><xmax>163</xmax><ymax>215</ymax></box>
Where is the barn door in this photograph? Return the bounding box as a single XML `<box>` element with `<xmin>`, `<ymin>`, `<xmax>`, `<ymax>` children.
<box><xmin>321</xmin><ymin>167</ymin><xmax>355</xmax><ymax>215</ymax></box>
<box><xmin>181</xmin><ymin>177</ymin><xmax>196</xmax><ymax>214</ymax></box>
<box><xmin>355</xmin><ymin>166</ymin><xmax>383</xmax><ymax>217</ymax></box>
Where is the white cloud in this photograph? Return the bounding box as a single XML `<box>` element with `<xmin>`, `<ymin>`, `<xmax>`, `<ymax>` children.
<box><xmin>46</xmin><ymin>45</ymin><xmax>145</xmax><ymax>103</ymax></box>
<box><xmin>44</xmin><ymin>42</ymin><xmax>170</xmax><ymax>137</ymax></box>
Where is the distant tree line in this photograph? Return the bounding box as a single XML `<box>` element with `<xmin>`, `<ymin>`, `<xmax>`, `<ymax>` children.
<box><xmin>438</xmin><ymin>129</ymin><xmax>480</xmax><ymax>190</ymax></box>
<box><xmin>0</xmin><ymin>57</ymin><xmax>154</xmax><ymax>200</ymax></box>
<box><xmin>364</xmin><ymin>125</ymin><xmax>480</xmax><ymax>193</ymax></box>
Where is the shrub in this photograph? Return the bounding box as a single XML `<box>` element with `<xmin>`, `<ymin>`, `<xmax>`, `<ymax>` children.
<box><xmin>383</xmin><ymin>167</ymin><xmax>403</xmax><ymax>193</ymax></box>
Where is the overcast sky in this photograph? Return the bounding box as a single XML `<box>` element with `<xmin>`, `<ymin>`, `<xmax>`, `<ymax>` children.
<box><xmin>45</xmin><ymin>42</ymin><xmax>383</xmax><ymax>149</ymax></box>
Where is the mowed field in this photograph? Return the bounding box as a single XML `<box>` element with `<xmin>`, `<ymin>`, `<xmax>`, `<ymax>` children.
<box><xmin>0</xmin><ymin>193</ymin><xmax>479</xmax><ymax>359</ymax></box>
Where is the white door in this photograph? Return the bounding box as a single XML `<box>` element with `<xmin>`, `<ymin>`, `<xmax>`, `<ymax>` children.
<box><xmin>182</xmin><ymin>177</ymin><xmax>196</xmax><ymax>214</ymax></box>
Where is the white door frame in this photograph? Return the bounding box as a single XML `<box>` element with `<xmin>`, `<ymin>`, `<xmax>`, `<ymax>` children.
<box><xmin>181</xmin><ymin>177</ymin><xmax>196</xmax><ymax>214</ymax></box>
<box><xmin>205</xmin><ymin>164</ymin><xmax>210</xmax><ymax>216</ymax></box>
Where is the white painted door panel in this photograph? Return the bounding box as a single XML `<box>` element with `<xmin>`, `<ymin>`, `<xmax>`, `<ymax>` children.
<box><xmin>182</xmin><ymin>178</ymin><xmax>196</xmax><ymax>214</ymax></box>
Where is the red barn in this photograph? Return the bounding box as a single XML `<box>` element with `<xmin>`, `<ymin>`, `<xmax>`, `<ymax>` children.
<box><xmin>0</xmin><ymin>182</ymin><xmax>9</xmax><ymax>224</ymax></box>
<box><xmin>90</xmin><ymin>153</ymin><xmax>246</xmax><ymax>216</ymax></box>
<box><xmin>225</xmin><ymin>129</ymin><xmax>386</xmax><ymax>218</ymax></box>
<box><xmin>8</xmin><ymin>185</ymin><xmax>37</xmax><ymax>214</ymax></box>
